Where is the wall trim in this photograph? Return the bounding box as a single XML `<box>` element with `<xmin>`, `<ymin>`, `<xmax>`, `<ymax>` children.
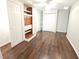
<box><xmin>0</xmin><ymin>41</ymin><xmax>11</xmax><ymax>48</ymax></box>
<box><xmin>66</xmin><ymin>34</ymin><xmax>79</xmax><ymax>58</ymax></box>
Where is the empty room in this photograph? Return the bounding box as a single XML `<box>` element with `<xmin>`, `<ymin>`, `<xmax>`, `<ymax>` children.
<box><xmin>0</xmin><ymin>0</ymin><xmax>79</xmax><ymax>59</ymax></box>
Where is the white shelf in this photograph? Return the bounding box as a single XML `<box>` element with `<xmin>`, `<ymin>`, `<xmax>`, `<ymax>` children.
<box><xmin>24</xmin><ymin>10</ymin><xmax>31</xmax><ymax>13</ymax></box>
<box><xmin>24</xmin><ymin>25</ymin><xmax>32</xmax><ymax>31</ymax></box>
<box><xmin>24</xmin><ymin>13</ymin><xmax>32</xmax><ymax>17</ymax></box>
<box><xmin>25</xmin><ymin>30</ymin><xmax>32</xmax><ymax>34</ymax></box>
<box><xmin>24</xmin><ymin>33</ymin><xmax>37</xmax><ymax>42</ymax></box>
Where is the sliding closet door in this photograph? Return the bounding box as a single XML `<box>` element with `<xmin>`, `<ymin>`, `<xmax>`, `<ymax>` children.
<box><xmin>7</xmin><ymin>0</ymin><xmax>24</xmax><ymax>47</ymax></box>
<box><xmin>43</xmin><ymin>10</ymin><xmax>57</xmax><ymax>32</ymax></box>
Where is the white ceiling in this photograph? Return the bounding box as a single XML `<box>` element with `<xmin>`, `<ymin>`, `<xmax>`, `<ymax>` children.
<box><xmin>20</xmin><ymin>0</ymin><xmax>78</xmax><ymax>10</ymax></box>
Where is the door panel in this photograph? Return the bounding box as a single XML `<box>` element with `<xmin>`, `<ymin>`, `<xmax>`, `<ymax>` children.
<box><xmin>7</xmin><ymin>0</ymin><xmax>24</xmax><ymax>47</ymax></box>
<box><xmin>43</xmin><ymin>13</ymin><xmax>57</xmax><ymax>32</ymax></box>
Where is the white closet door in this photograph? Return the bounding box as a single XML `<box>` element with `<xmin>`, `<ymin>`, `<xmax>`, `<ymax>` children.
<box><xmin>57</xmin><ymin>10</ymin><xmax>69</xmax><ymax>32</ymax></box>
<box><xmin>43</xmin><ymin>13</ymin><xmax>57</xmax><ymax>32</ymax></box>
<box><xmin>7</xmin><ymin>0</ymin><xmax>24</xmax><ymax>47</ymax></box>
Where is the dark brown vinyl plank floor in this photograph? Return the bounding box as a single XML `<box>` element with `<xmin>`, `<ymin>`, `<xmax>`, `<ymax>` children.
<box><xmin>1</xmin><ymin>31</ymin><xmax>78</xmax><ymax>59</ymax></box>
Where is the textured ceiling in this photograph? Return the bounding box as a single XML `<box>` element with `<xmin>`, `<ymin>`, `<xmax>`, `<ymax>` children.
<box><xmin>20</xmin><ymin>0</ymin><xmax>78</xmax><ymax>10</ymax></box>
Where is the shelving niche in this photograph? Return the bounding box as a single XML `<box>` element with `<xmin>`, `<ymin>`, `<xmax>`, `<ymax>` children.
<box><xmin>24</xmin><ymin>4</ymin><xmax>33</xmax><ymax>41</ymax></box>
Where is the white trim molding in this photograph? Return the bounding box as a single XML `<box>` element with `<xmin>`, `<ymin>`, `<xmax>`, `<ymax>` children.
<box><xmin>0</xmin><ymin>41</ymin><xmax>10</xmax><ymax>47</ymax></box>
<box><xmin>66</xmin><ymin>34</ymin><xmax>79</xmax><ymax>58</ymax></box>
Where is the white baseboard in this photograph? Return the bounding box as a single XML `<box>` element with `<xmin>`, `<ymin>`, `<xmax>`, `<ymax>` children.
<box><xmin>66</xmin><ymin>34</ymin><xmax>79</xmax><ymax>58</ymax></box>
<box><xmin>0</xmin><ymin>40</ymin><xmax>10</xmax><ymax>47</ymax></box>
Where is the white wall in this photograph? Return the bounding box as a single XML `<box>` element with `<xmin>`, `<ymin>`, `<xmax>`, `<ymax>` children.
<box><xmin>43</xmin><ymin>10</ymin><xmax>57</xmax><ymax>32</ymax></box>
<box><xmin>67</xmin><ymin>0</ymin><xmax>79</xmax><ymax>57</ymax></box>
<box><xmin>57</xmin><ymin>10</ymin><xmax>69</xmax><ymax>32</ymax></box>
<box><xmin>32</xmin><ymin>7</ymin><xmax>42</xmax><ymax>34</ymax></box>
<box><xmin>0</xmin><ymin>0</ymin><xmax>11</xmax><ymax>47</ymax></box>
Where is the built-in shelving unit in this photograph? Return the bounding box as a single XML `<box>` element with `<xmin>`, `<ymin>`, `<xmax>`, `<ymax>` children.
<box><xmin>24</xmin><ymin>4</ymin><xmax>33</xmax><ymax>40</ymax></box>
